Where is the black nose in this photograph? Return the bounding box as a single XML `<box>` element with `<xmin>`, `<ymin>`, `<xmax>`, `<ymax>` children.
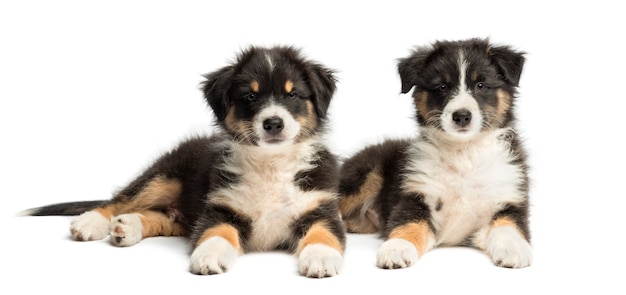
<box><xmin>263</xmin><ymin>117</ymin><xmax>284</xmax><ymax>135</ymax></box>
<box><xmin>452</xmin><ymin>109</ymin><xmax>472</xmax><ymax>127</ymax></box>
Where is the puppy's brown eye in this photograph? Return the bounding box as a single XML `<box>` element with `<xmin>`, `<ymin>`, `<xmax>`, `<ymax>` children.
<box><xmin>437</xmin><ymin>84</ymin><xmax>447</xmax><ymax>93</ymax></box>
<box><xmin>288</xmin><ymin>92</ymin><xmax>298</xmax><ymax>99</ymax></box>
<box><xmin>475</xmin><ymin>82</ymin><xmax>487</xmax><ymax>91</ymax></box>
<box><xmin>244</xmin><ymin>93</ymin><xmax>257</xmax><ymax>102</ymax></box>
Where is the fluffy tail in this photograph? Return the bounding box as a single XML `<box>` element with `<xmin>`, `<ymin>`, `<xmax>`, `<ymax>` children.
<box><xmin>20</xmin><ymin>200</ymin><xmax>109</xmax><ymax>216</ymax></box>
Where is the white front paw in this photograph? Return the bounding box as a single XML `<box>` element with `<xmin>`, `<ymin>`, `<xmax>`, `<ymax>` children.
<box><xmin>376</xmin><ymin>238</ymin><xmax>419</xmax><ymax>269</ymax></box>
<box><xmin>109</xmin><ymin>214</ymin><xmax>143</xmax><ymax>247</ymax></box>
<box><xmin>189</xmin><ymin>237</ymin><xmax>238</xmax><ymax>275</ymax></box>
<box><xmin>70</xmin><ymin>211</ymin><xmax>110</xmax><ymax>241</ymax></box>
<box><xmin>486</xmin><ymin>226</ymin><xmax>533</xmax><ymax>268</ymax></box>
<box><xmin>298</xmin><ymin>244</ymin><xmax>343</xmax><ymax>278</ymax></box>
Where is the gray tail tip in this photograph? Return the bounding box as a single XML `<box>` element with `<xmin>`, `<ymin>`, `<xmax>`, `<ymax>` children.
<box><xmin>17</xmin><ymin>208</ymin><xmax>37</xmax><ymax>217</ymax></box>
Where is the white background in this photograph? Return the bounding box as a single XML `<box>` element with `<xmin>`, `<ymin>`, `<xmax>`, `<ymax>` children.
<box><xmin>1</xmin><ymin>1</ymin><xmax>624</xmax><ymax>294</ymax></box>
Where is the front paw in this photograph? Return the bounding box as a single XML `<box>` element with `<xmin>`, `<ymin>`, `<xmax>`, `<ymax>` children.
<box><xmin>298</xmin><ymin>244</ymin><xmax>343</xmax><ymax>278</ymax></box>
<box><xmin>189</xmin><ymin>237</ymin><xmax>239</xmax><ymax>275</ymax></box>
<box><xmin>70</xmin><ymin>211</ymin><xmax>110</xmax><ymax>241</ymax></box>
<box><xmin>109</xmin><ymin>214</ymin><xmax>143</xmax><ymax>247</ymax></box>
<box><xmin>376</xmin><ymin>238</ymin><xmax>419</xmax><ymax>269</ymax></box>
<box><xmin>486</xmin><ymin>226</ymin><xmax>533</xmax><ymax>268</ymax></box>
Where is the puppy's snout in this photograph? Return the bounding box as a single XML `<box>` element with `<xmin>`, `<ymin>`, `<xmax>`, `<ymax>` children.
<box><xmin>452</xmin><ymin>109</ymin><xmax>472</xmax><ymax>127</ymax></box>
<box><xmin>263</xmin><ymin>117</ymin><xmax>284</xmax><ymax>135</ymax></box>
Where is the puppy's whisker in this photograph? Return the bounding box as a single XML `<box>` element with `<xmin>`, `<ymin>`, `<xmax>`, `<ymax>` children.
<box><xmin>424</xmin><ymin>111</ymin><xmax>443</xmax><ymax>129</ymax></box>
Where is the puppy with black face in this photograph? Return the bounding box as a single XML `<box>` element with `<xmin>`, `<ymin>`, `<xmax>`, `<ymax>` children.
<box><xmin>23</xmin><ymin>46</ymin><xmax>346</xmax><ymax>278</ymax></box>
<box><xmin>338</xmin><ymin>38</ymin><xmax>532</xmax><ymax>269</ymax></box>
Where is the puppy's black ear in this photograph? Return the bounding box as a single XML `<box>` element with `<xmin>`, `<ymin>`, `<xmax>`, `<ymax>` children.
<box><xmin>201</xmin><ymin>66</ymin><xmax>234</xmax><ymax>122</ymax></box>
<box><xmin>488</xmin><ymin>45</ymin><xmax>525</xmax><ymax>86</ymax></box>
<box><xmin>306</xmin><ymin>64</ymin><xmax>337</xmax><ymax>119</ymax></box>
<box><xmin>398</xmin><ymin>56</ymin><xmax>418</xmax><ymax>94</ymax></box>
<box><xmin>397</xmin><ymin>48</ymin><xmax>431</xmax><ymax>94</ymax></box>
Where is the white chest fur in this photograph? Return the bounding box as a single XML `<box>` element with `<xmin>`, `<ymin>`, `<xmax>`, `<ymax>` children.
<box><xmin>210</xmin><ymin>140</ymin><xmax>329</xmax><ymax>251</ymax></box>
<box><xmin>403</xmin><ymin>129</ymin><xmax>524</xmax><ymax>246</ymax></box>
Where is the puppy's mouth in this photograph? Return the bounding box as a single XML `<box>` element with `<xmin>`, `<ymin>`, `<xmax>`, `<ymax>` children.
<box><xmin>452</xmin><ymin>126</ymin><xmax>470</xmax><ymax>133</ymax></box>
<box><xmin>262</xmin><ymin>136</ymin><xmax>286</xmax><ymax>144</ymax></box>
<box><xmin>445</xmin><ymin>125</ymin><xmax>476</xmax><ymax>138</ymax></box>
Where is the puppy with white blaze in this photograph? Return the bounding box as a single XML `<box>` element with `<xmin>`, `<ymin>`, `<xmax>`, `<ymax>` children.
<box><xmin>338</xmin><ymin>38</ymin><xmax>532</xmax><ymax>269</ymax></box>
<box><xmin>23</xmin><ymin>46</ymin><xmax>346</xmax><ymax>278</ymax></box>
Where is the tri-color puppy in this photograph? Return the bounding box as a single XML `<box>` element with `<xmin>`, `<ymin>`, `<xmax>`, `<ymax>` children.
<box><xmin>23</xmin><ymin>46</ymin><xmax>346</xmax><ymax>278</ymax></box>
<box><xmin>338</xmin><ymin>38</ymin><xmax>532</xmax><ymax>269</ymax></box>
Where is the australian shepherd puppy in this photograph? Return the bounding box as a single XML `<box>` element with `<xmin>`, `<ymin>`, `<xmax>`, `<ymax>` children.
<box><xmin>23</xmin><ymin>46</ymin><xmax>346</xmax><ymax>278</ymax></box>
<box><xmin>338</xmin><ymin>38</ymin><xmax>532</xmax><ymax>269</ymax></box>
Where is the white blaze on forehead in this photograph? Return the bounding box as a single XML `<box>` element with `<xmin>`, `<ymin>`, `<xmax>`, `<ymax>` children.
<box><xmin>452</xmin><ymin>50</ymin><xmax>473</xmax><ymax>105</ymax></box>
<box><xmin>459</xmin><ymin>51</ymin><xmax>468</xmax><ymax>93</ymax></box>
<box><xmin>439</xmin><ymin>50</ymin><xmax>482</xmax><ymax>139</ymax></box>
<box><xmin>265</xmin><ymin>53</ymin><xmax>275</xmax><ymax>71</ymax></box>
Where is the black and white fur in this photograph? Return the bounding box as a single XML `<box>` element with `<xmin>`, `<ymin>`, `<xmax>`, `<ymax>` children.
<box><xmin>23</xmin><ymin>46</ymin><xmax>346</xmax><ymax>278</ymax></box>
<box><xmin>338</xmin><ymin>38</ymin><xmax>532</xmax><ymax>269</ymax></box>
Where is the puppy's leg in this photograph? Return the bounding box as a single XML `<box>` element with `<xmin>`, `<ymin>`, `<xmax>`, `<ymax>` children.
<box><xmin>475</xmin><ymin>216</ymin><xmax>532</xmax><ymax>268</ymax></box>
<box><xmin>338</xmin><ymin>166</ymin><xmax>383</xmax><ymax>234</ymax></box>
<box><xmin>297</xmin><ymin>221</ymin><xmax>345</xmax><ymax>278</ymax></box>
<box><xmin>190</xmin><ymin>224</ymin><xmax>242</xmax><ymax>275</ymax></box>
<box><xmin>109</xmin><ymin>210</ymin><xmax>186</xmax><ymax>247</ymax></box>
<box><xmin>377</xmin><ymin>221</ymin><xmax>435</xmax><ymax>269</ymax></box>
<box><xmin>70</xmin><ymin>176</ymin><xmax>182</xmax><ymax>243</ymax></box>
<box><xmin>377</xmin><ymin>195</ymin><xmax>435</xmax><ymax>269</ymax></box>
<box><xmin>70</xmin><ymin>206</ymin><xmax>117</xmax><ymax>241</ymax></box>
<box><xmin>339</xmin><ymin>140</ymin><xmax>411</xmax><ymax>234</ymax></box>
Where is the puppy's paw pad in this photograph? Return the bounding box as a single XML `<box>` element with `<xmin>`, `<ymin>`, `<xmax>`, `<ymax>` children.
<box><xmin>70</xmin><ymin>211</ymin><xmax>110</xmax><ymax>241</ymax></box>
<box><xmin>109</xmin><ymin>214</ymin><xmax>143</xmax><ymax>247</ymax></box>
<box><xmin>298</xmin><ymin>244</ymin><xmax>343</xmax><ymax>278</ymax></box>
<box><xmin>189</xmin><ymin>237</ymin><xmax>238</xmax><ymax>275</ymax></box>
<box><xmin>487</xmin><ymin>226</ymin><xmax>533</xmax><ymax>268</ymax></box>
<box><xmin>376</xmin><ymin>238</ymin><xmax>419</xmax><ymax>269</ymax></box>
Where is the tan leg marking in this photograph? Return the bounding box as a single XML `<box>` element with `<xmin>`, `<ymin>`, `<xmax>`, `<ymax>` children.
<box><xmin>297</xmin><ymin>221</ymin><xmax>343</xmax><ymax>254</ymax></box>
<box><xmin>100</xmin><ymin>176</ymin><xmax>183</xmax><ymax>218</ymax></box>
<box><xmin>492</xmin><ymin>217</ymin><xmax>516</xmax><ymax>228</ymax></box>
<box><xmin>94</xmin><ymin>207</ymin><xmax>116</xmax><ymax>220</ymax></box>
<box><xmin>120</xmin><ymin>176</ymin><xmax>182</xmax><ymax>213</ymax></box>
<box><xmin>388</xmin><ymin>222</ymin><xmax>434</xmax><ymax>256</ymax></box>
<box><xmin>197</xmin><ymin>224</ymin><xmax>241</xmax><ymax>253</ymax></box>
<box><xmin>490</xmin><ymin>216</ymin><xmax>526</xmax><ymax>239</ymax></box>
<box><xmin>339</xmin><ymin>167</ymin><xmax>383</xmax><ymax>233</ymax></box>
<box><xmin>138</xmin><ymin>210</ymin><xmax>186</xmax><ymax>237</ymax></box>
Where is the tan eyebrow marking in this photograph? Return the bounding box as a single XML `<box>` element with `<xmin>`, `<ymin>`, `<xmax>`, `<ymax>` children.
<box><xmin>251</xmin><ymin>80</ymin><xmax>259</xmax><ymax>93</ymax></box>
<box><xmin>285</xmin><ymin>80</ymin><xmax>293</xmax><ymax>93</ymax></box>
